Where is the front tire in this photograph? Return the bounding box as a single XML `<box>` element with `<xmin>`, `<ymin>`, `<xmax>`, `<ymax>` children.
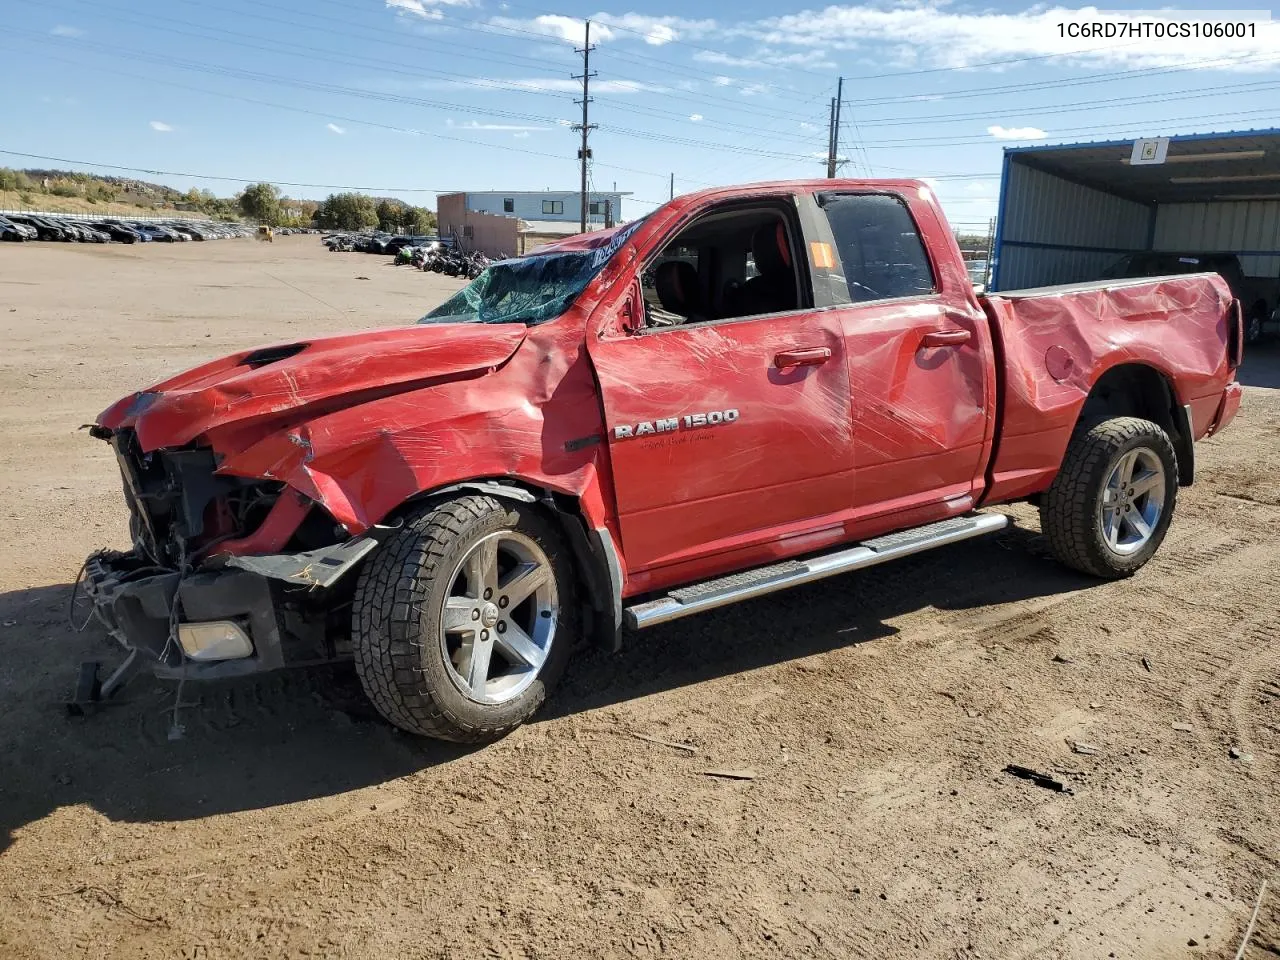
<box><xmin>351</xmin><ymin>495</ymin><xmax>576</xmax><ymax>742</ymax></box>
<box><xmin>1040</xmin><ymin>417</ymin><xmax>1178</xmax><ymax>579</ymax></box>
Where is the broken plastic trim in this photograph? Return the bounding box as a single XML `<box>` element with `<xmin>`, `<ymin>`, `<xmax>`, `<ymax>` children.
<box><xmin>224</xmin><ymin>524</ymin><xmax>398</xmax><ymax>588</ymax></box>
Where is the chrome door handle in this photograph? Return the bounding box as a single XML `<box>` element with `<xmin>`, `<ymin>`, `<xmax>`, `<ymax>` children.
<box><xmin>774</xmin><ymin>347</ymin><xmax>832</xmax><ymax>368</ymax></box>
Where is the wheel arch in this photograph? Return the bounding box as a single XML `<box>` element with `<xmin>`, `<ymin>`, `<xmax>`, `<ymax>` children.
<box><xmin>387</xmin><ymin>477</ymin><xmax>624</xmax><ymax>651</ymax></box>
<box><xmin>1077</xmin><ymin>362</ymin><xmax>1193</xmax><ymax>486</ymax></box>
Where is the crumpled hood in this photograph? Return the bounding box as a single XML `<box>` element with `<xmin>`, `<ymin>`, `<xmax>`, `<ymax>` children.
<box><xmin>98</xmin><ymin>322</ymin><xmax>528</xmax><ymax>452</ymax></box>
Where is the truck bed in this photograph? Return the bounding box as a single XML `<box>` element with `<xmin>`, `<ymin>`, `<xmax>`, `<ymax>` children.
<box><xmin>983</xmin><ymin>273</ymin><xmax>1214</xmax><ymax>300</ymax></box>
<box><xmin>977</xmin><ymin>272</ymin><xmax>1239</xmax><ymax>505</ymax></box>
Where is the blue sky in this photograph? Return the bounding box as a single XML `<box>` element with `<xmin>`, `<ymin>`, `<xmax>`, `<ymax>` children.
<box><xmin>2</xmin><ymin>1</ymin><xmax>1278</xmax><ymax>231</ymax></box>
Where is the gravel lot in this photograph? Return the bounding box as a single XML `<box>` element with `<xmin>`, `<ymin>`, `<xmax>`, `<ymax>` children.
<box><xmin>0</xmin><ymin>237</ymin><xmax>1276</xmax><ymax>959</ymax></box>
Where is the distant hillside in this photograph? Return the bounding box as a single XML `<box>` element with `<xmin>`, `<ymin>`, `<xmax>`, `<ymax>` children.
<box><xmin>0</xmin><ymin>167</ymin><xmax>242</xmax><ymax>220</ymax></box>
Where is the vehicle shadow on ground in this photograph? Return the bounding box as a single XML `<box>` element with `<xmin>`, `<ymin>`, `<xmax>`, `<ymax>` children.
<box><xmin>0</xmin><ymin>522</ymin><xmax>1092</xmax><ymax>851</ymax></box>
<box><xmin>1239</xmin><ymin>340</ymin><xmax>1280</xmax><ymax>389</ymax></box>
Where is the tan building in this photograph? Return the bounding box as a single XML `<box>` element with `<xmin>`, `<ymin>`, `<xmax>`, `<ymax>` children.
<box><xmin>436</xmin><ymin>190</ymin><xmax>629</xmax><ymax>258</ymax></box>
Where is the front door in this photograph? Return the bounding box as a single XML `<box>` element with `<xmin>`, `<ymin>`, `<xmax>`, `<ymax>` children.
<box><xmin>589</xmin><ymin>202</ymin><xmax>855</xmax><ymax>576</ymax></box>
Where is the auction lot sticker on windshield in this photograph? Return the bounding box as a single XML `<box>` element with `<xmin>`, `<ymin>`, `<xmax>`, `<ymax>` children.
<box><xmin>591</xmin><ymin>219</ymin><xmax>644</xmax><ymax>268</ymax></box>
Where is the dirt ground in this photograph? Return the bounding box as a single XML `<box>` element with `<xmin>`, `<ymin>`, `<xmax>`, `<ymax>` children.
<box><xmin>0</xmin><ymin>237</ymin><xmax>1276</xmax><ymax>959</ymax></box>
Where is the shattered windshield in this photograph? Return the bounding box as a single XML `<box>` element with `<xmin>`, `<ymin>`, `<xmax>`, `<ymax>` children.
<box><xmin>419</xmin><ymin>251</ymin><xmax>605</xmax><ymax>326</ymax></box>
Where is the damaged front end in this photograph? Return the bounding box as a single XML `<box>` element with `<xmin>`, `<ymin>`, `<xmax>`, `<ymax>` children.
<box><xmin>75</xmin><ymin>425</ymin><xmax>375</xmax><ymax>707</ymax></box>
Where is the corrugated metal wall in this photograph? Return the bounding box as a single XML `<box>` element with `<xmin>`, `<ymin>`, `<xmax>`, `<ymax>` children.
<box><xmin>995</xmin><ymin>161</ymin><xmax>1149</xmax><ymax>290</ymax></box>
<box><xmin>1154</xmin><ymin>200</ymin><xmax>1280</xmax><ymax>279</ymax></box>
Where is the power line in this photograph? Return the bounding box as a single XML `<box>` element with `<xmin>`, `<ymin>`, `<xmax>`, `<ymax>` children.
<box><xmin>0</xmin><ymin>149</ymin><xmax>447</xmax><ymax>192</ymax></box>
<box><xmin>0</xmin><ymin>44</ymin><xmax>686</xmax><ymax>186</ymax></box>
<box><xmin>11</xmin><ymin>29</ymin><xmax>838</xmax><ymax>164</ymax></box>
<box><xmin>35</xmin><ymin>0</ymin><xmax>830</xmax><ymax>144</ymax></box>
<box><xmin>487</xmin><ymin>0</ymin><xmax>1157</xmax><ymax>87</ymax></box>
<box><xmin>842</xmin><ymin>51</ymin><xmax>1278</xmax><ymax>109</ymax></box>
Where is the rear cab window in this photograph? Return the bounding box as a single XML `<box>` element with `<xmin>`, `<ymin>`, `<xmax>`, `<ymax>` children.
<box><xmin>817</xmin><ymin>193</ymin><xmax>936</xmax><ymax>304</ymax></box>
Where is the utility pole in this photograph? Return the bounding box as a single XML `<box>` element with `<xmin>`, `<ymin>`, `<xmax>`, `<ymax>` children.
<box><xmin>669</xmin><ymin>172</ymin><xmax>674</xmax><ymax>200</ymax></box>
<box><xmin>825</xmin><ymin>97</ymin><xmax>837</xmax><ymax>178</ymax></box>
<box><xmin>826</xmin><ymin>77</ymin><xmax>844</xmax><ymax>178</ymax></box>
<box><xmin>572</xmin><ymin>20</ymin><xmax>597</xmax><ymax>233</ymax></box>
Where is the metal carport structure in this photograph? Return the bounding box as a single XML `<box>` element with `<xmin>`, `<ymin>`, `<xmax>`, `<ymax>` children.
<box><xmin>991</xmin><ymin>129</ymin><xmax>1280</xmax><ymax>307</ymax></box>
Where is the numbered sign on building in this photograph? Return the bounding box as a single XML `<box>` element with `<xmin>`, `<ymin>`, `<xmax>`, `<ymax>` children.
<box><xmin>1130</xmin><ymin>138</ymin><xmax>1170</xmax><ymax>166</ymax></box>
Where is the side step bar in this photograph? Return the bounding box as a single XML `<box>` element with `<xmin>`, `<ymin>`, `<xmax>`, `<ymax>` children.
<box><xmin>625</xmin><ymin>512</ymin><xmax>1009</xmax><ymax>630</ymax></box>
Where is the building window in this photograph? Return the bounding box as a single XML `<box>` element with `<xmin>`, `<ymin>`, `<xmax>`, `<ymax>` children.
<box><xmin>589</xmin><ymin>201</ymin><xmax>603</xmax><ymax>215</ymax></box>
<box><xmin>503</xmin><ymin>198</ymin><xmax>514</xmax><ymax>213</ymax></box>
<box><xmin>542</xmin><ymin>199</ymin><xmax>564</xmax><ymax>215</ymax></box>
<box><xmin>462</xmin><ymin>225</ymin><xmax>474</xmax><ymax>238</ymax></box>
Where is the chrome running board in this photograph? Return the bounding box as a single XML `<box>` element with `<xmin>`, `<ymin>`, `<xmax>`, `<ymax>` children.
<box><xmin>624</xmin><ymin>512</ymin><xmax>1009</xmax><ymax>630</ymax></box>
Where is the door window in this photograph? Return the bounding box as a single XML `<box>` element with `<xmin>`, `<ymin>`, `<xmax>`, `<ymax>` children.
<box><xmin>640</xmin><ymin>206</ymin><xmax>809</xmax><ymax>328</ymax></box>
<box><xmin>821</xmin><ymin>194</ymin><xmax>935</xmax><ymax>303</ymax></box>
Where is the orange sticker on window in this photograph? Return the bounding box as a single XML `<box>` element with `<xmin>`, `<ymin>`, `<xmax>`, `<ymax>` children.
<box><xmin>810</xmin><ymin>241</ymin><xmax>836</xmax><ymax>269</ymax></box>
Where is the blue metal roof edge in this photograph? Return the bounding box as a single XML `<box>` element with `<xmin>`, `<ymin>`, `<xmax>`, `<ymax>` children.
<box><xmin>1002</xmin><ymin>127</ymin><xmax>1280</xmax><ymax>156</ymax></box>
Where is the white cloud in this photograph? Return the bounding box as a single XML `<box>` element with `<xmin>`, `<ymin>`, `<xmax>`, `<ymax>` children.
<box><xmin>693</xmin><ymin>47</ymin><xmax>833</xmax><ymax>69</ymax></box>
<box><xmin>327</xmin><ymin>122</ymin><xmax>346</xmax><ymax>134</ymax></box>
<box><xmin>385</xmin><ymin>0</ymin><xmax>473</xmax><ymax>20</ymax></box>
<box><xmin>987</xmin><ymin>124</ymin><xmax>1047</xmax><ymax>140</ymax></box>
<box><xmin>149</xmin><ymin>120</ymin><xmax>173</xmax><ymax>132</ymax></box>
<box><xmin>745</xmin><ymin>4</ymin><xmax>1279</xmax><ymax>72</ymax></box>
<box><xmin>489</xmin><ymin>12</ymin><xmax>713</xmax><ymax>46</ymax></box>
<box><xmin>513</xmin><ymin>131</ymin><xmax>530</xmax><ymax>139</ymax></box>
<box><xmin>711</xmin><ymin>75</ymin><xmax>734</xmax><ymax>87</ymax></box>
<box><xmin>50</xmin><ymin>25</ymin><xmax>83</xmax><ymax>37</ymax></box>
<box><xmin>799</xmin><ymin>121</ymin><xmax>817</xmax><ymax>130</ymax></box>
<box><xmin>448</xmin><ymin>119</ymin><xmax>550</xmax><ymax>131</ymax></box>
<box><xmin>491</xmin><ymin>14</ymin><xmax>614</xmax><ymax>44</ymax></box>
<box><xmin>593</xmin><ymin>13</ymin><xmax>715</xmax><ymax>46</ymax></box>
<box><xmin>694</xmin><ymin>50</ymin><xmax>758</xmax><ymax>68</ymax></box>
<box><xmin>689</xmin><ymin>113</ymin><xmax>703</xmax><ymax>122</ymax></box>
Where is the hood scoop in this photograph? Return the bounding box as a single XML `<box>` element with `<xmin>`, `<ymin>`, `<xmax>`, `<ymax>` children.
<box><xmin>240</xmin><ymin>342</ymin><xmax>309</xmax><ymax>369</ymax></box>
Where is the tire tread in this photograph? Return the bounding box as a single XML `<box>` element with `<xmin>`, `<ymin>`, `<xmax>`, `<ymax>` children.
<box><xmin>1040</xmin><ymin>416</ymin><xmax>1178</xmax><ymax>579</ymax></box>
<box><xmin>351</xmin><ymin>495</ymin><xmax>533</xmax><ymax>742</ymax></box>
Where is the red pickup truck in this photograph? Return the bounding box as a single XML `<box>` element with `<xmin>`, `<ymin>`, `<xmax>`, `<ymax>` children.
<box><xmin>81</xmin><ymin>179</ymin><xmax>1244</xmax><ymax>741</ymax></box>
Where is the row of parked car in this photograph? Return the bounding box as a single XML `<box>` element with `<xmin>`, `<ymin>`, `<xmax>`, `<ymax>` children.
<box><xmin>323</xmin><ymin>232</ymin><xmax>491</xmax><ymax>278</ymax></box>
<box><xmin>323</xmin><ymin>232</ymin><xmax>450</xmax><ymax>255</ymax></box>
<box><xmin>0</xmin><ymin>213</ymin><xmax>251</xmax><ymax>244</ymax></box>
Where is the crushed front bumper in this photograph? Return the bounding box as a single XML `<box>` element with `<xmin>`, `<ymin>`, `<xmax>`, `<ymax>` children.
<box><xmin>83</xmin><ymin>550</ymin><xmax>288</xmax><ymax>681</ymax></box>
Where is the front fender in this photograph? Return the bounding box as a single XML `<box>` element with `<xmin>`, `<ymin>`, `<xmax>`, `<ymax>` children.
<box><xmin>217</xmin><ymin>321</ymin><xmax>615</xmax><ymax>536</ymax></box>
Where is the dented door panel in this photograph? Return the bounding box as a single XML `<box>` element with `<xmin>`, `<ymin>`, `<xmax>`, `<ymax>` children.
<box><xmin>590</xmin><ymin>313</ymin><xmax>854</xmax><ymax>574</ymax></box>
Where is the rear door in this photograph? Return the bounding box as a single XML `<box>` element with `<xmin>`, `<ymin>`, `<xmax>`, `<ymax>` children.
<box><xmin>813</xmin><ymin>190</ymin><xmax>992</xmax><ymax>514</ymax></box>
<box><xmin>589</xmin><ymin>197</ymin><xmax>855</xmax><ymax>575</ymax></box>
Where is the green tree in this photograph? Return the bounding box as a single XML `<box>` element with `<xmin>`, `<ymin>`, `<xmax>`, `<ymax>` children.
<box><xmin>0</xmin><ymin>168</ymin><xmax>33</xmax><ymax>191</ymax></box>
<box><xmin>376</xmin><ymin>199</ymin><xmax>407</xmax><ymax>231</ymax></box>
<box><xmin>239</xmin><ymin>182</ymin><xmax>281</xmax><ymax>224</ymax></box>
<box><xmin>404</xmin><ymin>206</ymin><xmax>437</xmax><ymax>232</ymax></box>
<box><xmin>316</xmin><ymin>192</ymin><xmax>379</xmax><ymax>231</ymax></box>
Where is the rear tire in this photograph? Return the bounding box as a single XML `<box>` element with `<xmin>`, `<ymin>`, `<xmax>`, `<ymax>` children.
<box><xmin>351</xmin><ymin>495</ymin><xmax>576</xmax><ymax>742</ymax></box>
<box><xmin>1040</xmin><ymin>416</ymin><xmax>1178</xmax><ymax>579</ymax></box>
